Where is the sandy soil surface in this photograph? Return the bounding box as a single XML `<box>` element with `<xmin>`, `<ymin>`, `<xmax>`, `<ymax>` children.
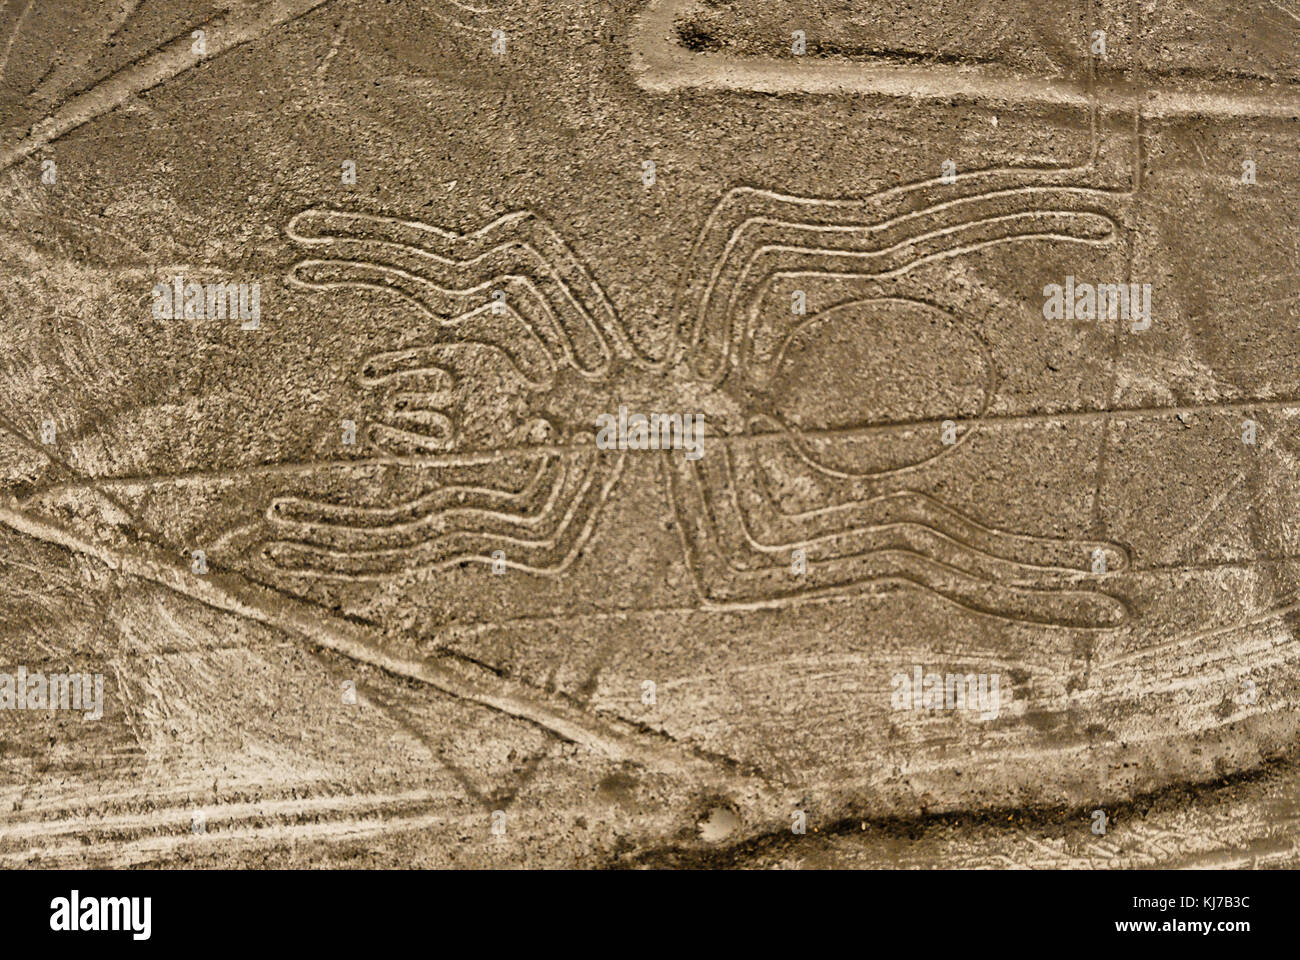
<box><xmin>0</xmin><ymin>0</ymin><xmax>1297</xmax><ymax>868</ymax></box>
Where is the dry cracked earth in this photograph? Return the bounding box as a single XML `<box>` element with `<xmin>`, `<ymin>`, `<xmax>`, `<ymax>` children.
<box><xmin>0</xmin><ymin>0</ymin><xmax>1298</xmax><ymax>869</ymax></box>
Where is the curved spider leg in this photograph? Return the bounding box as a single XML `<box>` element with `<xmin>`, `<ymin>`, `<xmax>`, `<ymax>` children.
<box><xmin>676</xmin><ymin>169</ymin><xmax>1133</xmax><ymax>385</ymax></box>
<box><xmin>663</xmin><ymin>444</ymin><xmax>1128</xmax><ymax>629</ymax></box>
<box><xmin>289</xmin><ymin>258</ymin><xmax>557</xmax><ymax>391</ymax></box>
<box><xmin>264</xmin><ymin>453</ymin><xmax>569</xmax><ymax>554</ymax></box>
<box><xmin>263</xmin><ymin>449</ymin><xmax>626</xmax><ymax>580</ymax></box>
<box><xmin>287</xmin><ymin>207</ymin><xmax>661</xmax><ymax>377</ymax></box>
<box><xmin>725</xmin><ymin>440</ymin><xmax>1129</xmax><ymax>581</ymax></box>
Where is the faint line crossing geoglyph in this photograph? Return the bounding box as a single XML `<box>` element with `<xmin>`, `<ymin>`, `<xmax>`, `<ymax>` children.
<box><xmin>271</xmin><ymin>205</ymin><xmax>661</xmax><ymax>578</ymax></box>
<box><xmin>664</xmin><ymin>438</ymin><xmax>1130</xmax><ymax>628</ymax></box>
<box><xmin>278</xmin><ymin>168</ymin><xmax>1132</xmax><ymax>627</ymax></box>
<box><xmin>2</xmin><ymin>0</ymin><xmax>1297</xmax><ymax>856</ymax></box>
<box><xmin>676</xmin><ymin>169</ymin><xmax>1126</xmax><ymax>385</ymax></box>
<box><xmin>657</xmin><ymin>169</ymin><xmax>1134</xmax><ymax>626</ymax></box>
<box><xmin>263</xmin><ymin>452</ymin><xmax>626</xmax><ymax>578</ymax></box>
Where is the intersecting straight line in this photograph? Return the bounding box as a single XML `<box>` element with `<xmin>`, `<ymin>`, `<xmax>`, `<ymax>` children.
<box><xmin>1088</xmin><ymin>0</ymin><xmax>1152</xmax><ymax>542</ymax></box>
<box><xmin>632</xmin><ymin>0</ymin><xmax>1300</xmax><ymax>117</ymax></box>
<box><xmin>0</xmin><ymin>0</ymin><xmax>34</xmax><ymax>84</ymax></box>
<box><xmin>0</xmin><ymin>0</ymin><xmax>338</xmax><ymax>172</ymax></box>
<box><xmin>25</xmin><ymin>397</ymin><xmax>1300</xmax><ymax>495</ymax></box>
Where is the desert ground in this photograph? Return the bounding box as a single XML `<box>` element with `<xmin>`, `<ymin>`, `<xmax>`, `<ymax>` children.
<box><xmin>0</xmin><ymin>0</ymin><xmax>1298</xmax><ymax>868</ymax></box>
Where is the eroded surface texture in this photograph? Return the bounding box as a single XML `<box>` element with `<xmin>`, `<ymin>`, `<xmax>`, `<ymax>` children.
<box><xmin>0</xmin><ymin>0</ymin><xmax>1297</xmax><ymax>868</ymax></box>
